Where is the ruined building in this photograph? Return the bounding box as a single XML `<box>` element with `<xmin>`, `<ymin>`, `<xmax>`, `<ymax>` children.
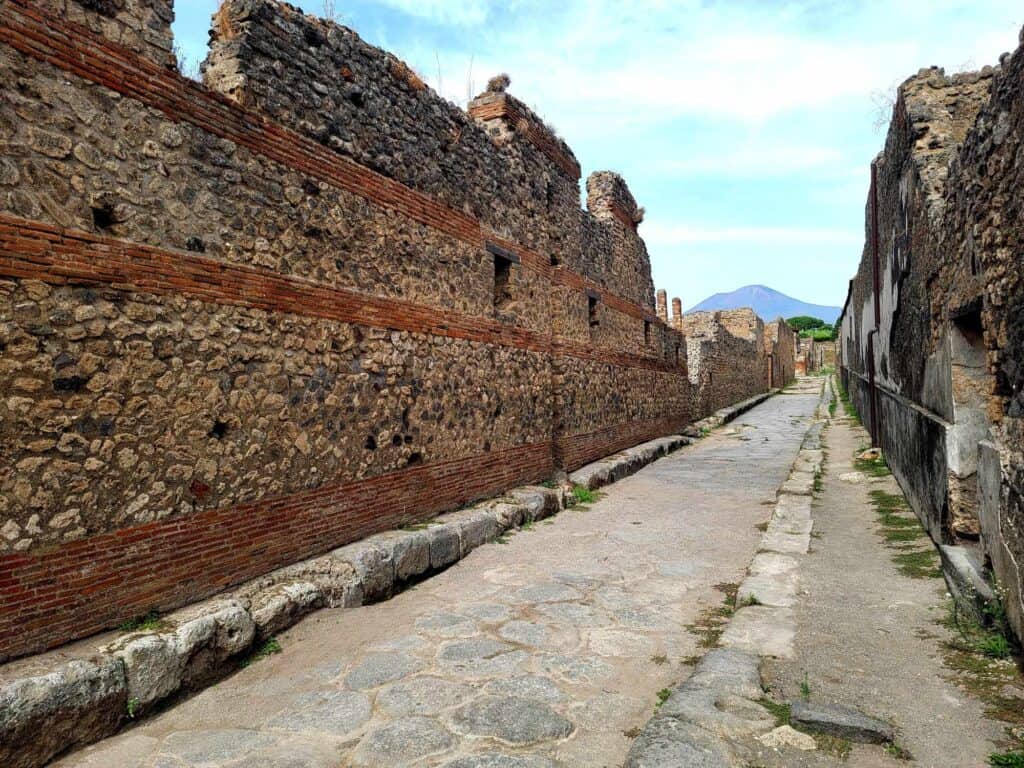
<box><xmin>0</xmin><ymin>0</ymin><xmax>793</xmax><ymax>675</ymax></box>
<box><xmin>839</xmin><ymin>32</ymin><xmax>1024</xmax><ymax>640</ymax></box>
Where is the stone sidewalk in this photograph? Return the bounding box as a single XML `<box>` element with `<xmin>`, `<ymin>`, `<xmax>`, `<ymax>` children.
<box><xmin>55</xmin><ymin>388</ymin><xmax>822</xmax><ymax>768</ymax></box>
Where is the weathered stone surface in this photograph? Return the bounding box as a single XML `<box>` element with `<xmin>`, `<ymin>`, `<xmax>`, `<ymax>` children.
<box><xmin>265</xmin><ymin>689</ymin><xmax>371</xmax><ymax>734</ymax></box>
<box><xmin>105</xmin><ymin>599</ymin><xmax>255</xmax><ymax>708</ymax></box>
<box><xmin>757</xmin><ymin>724</ymin><xmax>817</xmax><ymax>750</ymax></box>
<box><xmin>331</xmin><ymin>541</ymin><xmax>395</xmax><ymax>602</ymax></box>
<box><xmin>373</xmin><ymin>529</ymin><xmax>431</xmax><ymax>583</ymax></box>
<box><xmin>0</xmin><ymin>657</ymin><xmax>126</xmax><ymax>768</ymax></box>
<box><xmin>441</xmin><ymin>756</ymin><xmax>560</xmax><ymax>768</ymax></box>
<box><xmin>449</xmin><ymin>695</ymin><xmax>574</xmax><ymax>745</ymax></box>
<box><xmin>718</xmin><ymin>606</ymin><xmax>795</xmax><ymax>659</ymax></box>
<box><xmin>376</xmin><ymin>676</ymin><xmax>475</xmax><ymax>717</ymax></box>
<box><xmin>351</xmin><ymin>716</ymin><xmax>455</xmax><ymax>767</ymax></box>
<box><xmin>344</xmin><ymin>651</ymin><xmax>424</xmax><ymax>690</ymax></box>
<box><xmin>790</xmin><ymin>701</ymin><xmax>895</xmax><ymax>744</ymax></box>
<box><xmin>428</xmin><ymin>524</ymin><xmax>464</xmax><ymax>571</ymax></box>
<box><xmin>157</xmin><ymin>729</ymin><xmax>277</xmax><ymax>764</ymax></box>
<box><xmin>483</xmin><ymin>675</ymin><xmax>565</xmax><ymax>704</ymax></box>
<box><xmin>248</xmin><ymin>581</ymin><xmax>323</xmax><ymax>639</ymax></box>
<box><xmin>623</xmin><ymin>715</ymin><xmax>734</xmax><ymax>768</ymax></box>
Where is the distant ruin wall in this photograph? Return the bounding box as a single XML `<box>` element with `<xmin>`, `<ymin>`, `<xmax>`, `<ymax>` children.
<box><xmin>838</xmin><ymin>40</ymin><xmax>1024</xmax><ymax>640</ymax></box>
<box><xmin>681</xmin><ymin>309</ymin><xmax>767</xmax><ymax>417</ymax></box>
<box><xmin>0</xmin><ymin>0</ymin><xmax>779</xmax><ymax>661</ymax></box>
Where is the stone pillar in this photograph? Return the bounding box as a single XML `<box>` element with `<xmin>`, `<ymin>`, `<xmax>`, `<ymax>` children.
<box><xmin>671</xmin><ymin>297</ymin><xmax>683</xmax><ymax>331</ymax></box>
<box><xmin>656</xmin><ymin>290</ymin><xmax>668</xmax><ymax>323</ymax></box>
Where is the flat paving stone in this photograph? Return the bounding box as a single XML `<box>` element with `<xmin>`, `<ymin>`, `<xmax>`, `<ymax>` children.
<box><xmin>440</xmin><ymin>755</ymin><xmax>562</xmax><ymax>768</ymax></box>
<box><xmin>264</xmin><ymin>690</ymin><xmax>370</xmax><ymax>734</ymax></box>
<box><xmin>350</xmin><ymin>716</ymin><xmax>454</xmax><ymax>766</ymax></box>
<box><xmin>157</xmin><ymin>730</ymin><xmax>277</xmax><ymax>765</ymax></box>
<box><xmin>376</xmin><ymin>676</ymin><xmax>475</xmax><ymax>716</ymax></box>
<box><xmin>343</xmin><ymin>651</ymin><xmax>423</xmax><ymax>689</ymax></box>
<box><xmin>53</xmin><ymin>390</ymin><xmax>822</xmax><ymax>768</ymax></box>
<box><xmin>449</xmin><ymin>695</ymin><xmax>574</xmax><ymax>745</ymax></box>
<box><xmin>484</xmin><ymin>675</ymin><xmax>566</xmax><ymax>703</ymax></box>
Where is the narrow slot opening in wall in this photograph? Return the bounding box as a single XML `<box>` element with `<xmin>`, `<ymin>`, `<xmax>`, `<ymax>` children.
<box><xmin>588</xmin><ymin>294</ymin><xmax>599</xmax><ymax>332</ymax></box>
<box><xmin>644</xmin><ymin>320</ymin><xmax>651</xmax><ymax>346</ymax></box>
<box><xmin>494</xmin><ymin>254</ymin><xmax>513</xmax><ymax>311</ymax></box>
<box><xmin>674</xmin><ymin>344</ymin><xmax>680</xmax><ymax>365</ymax></box>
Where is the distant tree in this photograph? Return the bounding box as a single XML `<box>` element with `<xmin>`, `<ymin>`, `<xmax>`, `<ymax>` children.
<box><xmin>787</xmin><ymin>316</ymin><xmax>827</xmax><ymax>332</ymax></box>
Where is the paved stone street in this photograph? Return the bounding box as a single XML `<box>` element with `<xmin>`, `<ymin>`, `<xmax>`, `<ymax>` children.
<box><xmin>56</xmin><ymin>389</ymin><xmax>820</xmax><ymax>768</ymax></box>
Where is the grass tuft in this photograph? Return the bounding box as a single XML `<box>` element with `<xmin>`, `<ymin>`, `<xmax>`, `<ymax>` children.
<box><xmin>119</xmin><ymin>610</ymin><xmax>168</xmax><ymax>633</ymax></box>
<box><xmin>240</xmin><ymin>637</ymin><xmax>282</xmax><ymax>668</ymax></box>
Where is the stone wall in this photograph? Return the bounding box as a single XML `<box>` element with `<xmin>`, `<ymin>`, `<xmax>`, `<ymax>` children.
<box><xmin>838</xmin><ymin>32</ymin><xmax>1024</xmax><ymax>640</ymax></box>
<box><xmin>681</xmin><ymin>309</ymin><xmax>768</xmax><ymax>417</ymax></box>
<box><xmin>0</xmin><ymin>0</ymin><xmax>786</xmax><ymax>661</ymax></box>
<box><xmin>765</xmin><ymin>318</ymin><xmax>797</xmax><ymax>389</ymax></box>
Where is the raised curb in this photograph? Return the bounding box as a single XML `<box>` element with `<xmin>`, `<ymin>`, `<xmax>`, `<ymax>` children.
<box><xmin>624</xmin><ymin>377</ymin><xmax>829</xmax><ymax>767</ymax></box>
<box><xmin>0</xmin><ymin>406</ymin><xmax>716</xmax><ymax>768</ymax></box>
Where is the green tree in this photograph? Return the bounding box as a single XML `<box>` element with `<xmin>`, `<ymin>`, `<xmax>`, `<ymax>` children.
<box><xmin>787</xmin><ymin>315</ymin><xmax>827</xmax><ymax>332</ymax></box>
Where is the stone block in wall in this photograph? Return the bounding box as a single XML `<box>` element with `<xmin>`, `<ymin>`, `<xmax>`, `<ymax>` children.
<box><xmin>39</xmin><ymin>0</ymin><xmax>175</xmax><ymax>67</ymax></box>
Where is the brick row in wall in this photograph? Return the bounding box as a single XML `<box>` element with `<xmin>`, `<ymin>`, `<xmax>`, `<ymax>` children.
<box><xmin>0</xmin><ymin>440</ymin><xmax>552</xmax><ymax>660</ymax></box>
<box><xmin>0</xmin><ymin>0</ymin><xmax>667</xmax><ymax>344</ymax></box>
<box><xmin>0</xmin><ymin>215</ymin><xmax>684</xmax><ymax>376</ymax></box>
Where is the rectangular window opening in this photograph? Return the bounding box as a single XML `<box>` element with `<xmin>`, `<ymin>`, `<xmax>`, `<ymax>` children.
<box><xmin>494</xmin><ymin>254</ymin><xmax>513</xmax><ymax>311</ymax></box>
<box><xmin>588</xmin><ymin>295</ymin><xmax>599</xmax><ymax>330</ymax></box>
<box><xmin>644</xmin><ymin>320</ymin><xmax>652</xmax><ymax>346</ymax></box>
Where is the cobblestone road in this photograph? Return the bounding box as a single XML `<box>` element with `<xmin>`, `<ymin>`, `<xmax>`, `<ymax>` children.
<box><xmin>58</xmin><ymin>389</ymin><xmax>821</xmax><ymax>768</ymax></box>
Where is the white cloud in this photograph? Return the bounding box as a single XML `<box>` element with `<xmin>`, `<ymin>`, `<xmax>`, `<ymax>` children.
<box><xmin>642</xmin><ymin>222</ymin><xmax>862</xmax><ymax>248</ymax></box>
<box><xmin>663</xmin><ymin>145</ymin><xmax>844</xmax><ymax>178</ymax></box>
<box><xmin>366</xmin><ymin>0</ymin><xmax>492</xmax><ymax>26</ymax></box>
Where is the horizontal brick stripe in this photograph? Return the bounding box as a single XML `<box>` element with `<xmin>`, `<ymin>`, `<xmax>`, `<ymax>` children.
<box><xmin>0</xmin><ymin>214</ymin><xmax>686</xmax><ymax>376</ymax></box>
<box><xmin>0</xmin><ymin>440</ymin><xmax>553</xmax><ymax>660</ymax></box>
<box><xmin>556</xmin><ymin>416</ymin><xmax>690</xmax><ymax>472</ymax></box>
<box><xmin>0</xmin><ymin>0</ymin><xmax>668</xmax><ymax>335</ymax></box>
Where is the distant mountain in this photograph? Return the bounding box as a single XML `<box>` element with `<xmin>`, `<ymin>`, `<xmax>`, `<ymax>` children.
<box><xmin>686</xmin><ymin>285</ymin><xmax>841</xmax><ymax>324</ymax></box>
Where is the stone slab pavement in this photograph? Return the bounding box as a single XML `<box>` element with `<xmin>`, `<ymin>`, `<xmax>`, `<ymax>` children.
<box><xmin>55</xmin><ymin>390</ymin><xmax>821</xmax><ymax>768</ymax></box>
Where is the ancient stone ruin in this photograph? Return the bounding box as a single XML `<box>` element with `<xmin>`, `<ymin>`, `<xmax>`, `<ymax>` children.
<box><xmin>0</xmin><ymin>0</ymin><xmax>793</xmax><ymax>732</ymax></box>
<box><xmin>838</xmin><ymin>40</ymin><xmax>1024</xmax><ymax>641</ymax></box>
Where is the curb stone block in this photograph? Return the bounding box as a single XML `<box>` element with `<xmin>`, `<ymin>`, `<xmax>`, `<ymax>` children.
<box><xmin>427</xmin><ymin>523</ymin><xmax>463</xmax><ymax>570</ymax></box>
<box><xmin>623</xmin><ymin>715</ymin><xmax>735</xmax><ymax>768</ymax></box>
<box><xmin>512</xmin><ymin>486</ymin><xmax>562</xmax><ymax>520</ymax></box>
<box><xmin>249</xmin><ymin>581</ymin><xmax>323</xmax><ymax>639</ymax></box>
<box><xmin>0</xmin><ymin>656</ymin><xmax>127</xmax><ymax>768</ymax></box>
<box><xmin>331</xmin><ymin>540</ymin><xmax>396</xmax><ymax>602</ymax></box>
<box><xmin>737</xmin><ymin>571</ymin><xmax>799</xmax><ymax>608</ymax></box>
<box><xmin>790</xmin><ymin>701</ymin><xmax>895</xmax><ymax>744</ymax></box>
<box><xmin>758</xmin><ymin>529</ymin><xmax>810</xmax><ymax>555</ymax></box>
<box><xmin>372</xmin><ymin>529</ymin><xmax>431</xmax><ymax>583</ymax></box>
<box><xmin>104</xmin><ymin>598</ymin><xmax>255</xmax><ymax>709</ymax></box>
<box><xmin>747</xmin><ymin>552</ymin><xmax>799</xmax><ymax>577</ymax></box>
<box><xmin>719</xmin><ymin>602</ymin><xmax>795</xmax><ymax>660</ymax></box>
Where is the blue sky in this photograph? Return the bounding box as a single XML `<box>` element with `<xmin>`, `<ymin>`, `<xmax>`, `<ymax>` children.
<box><xmin>172</xmin><ymin>0</ymin><xmax>1022</xmax><ymax>309</ymax></box>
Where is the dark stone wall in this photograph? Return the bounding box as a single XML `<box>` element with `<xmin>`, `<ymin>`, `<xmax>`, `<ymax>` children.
<box><xmin>839</xmin><ymin>31</ymin><xmax>1024</xmax><ymax>640</ymax></box>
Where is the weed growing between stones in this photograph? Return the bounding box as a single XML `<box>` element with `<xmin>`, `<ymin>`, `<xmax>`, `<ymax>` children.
<box><xmin>854</xmin><ymin>452</ymin><xmax>890</xmax><ymax>477</ymax></box>
<box><xmin>569</xmin><ymin>484</ymin><xmax>601</xmax><ymax>509</ymax></box>
<box><xmin>684</xmin><ymin>582</ymin><xmax>738</xmax><ymax>648</ymax></box>
<box><xmin>650</xmin><ymin>654</ymin><xmax>668</xmax><ymax>665</ymax></box>
<box><xmin>836</xmin><ymin>378</ymin><xmax>860</xmax><ymax>422</ymax></box>
<box><xmin>126</xmin><ymin>698</ymin><xmax>140</xmax><ymax>719</ymax></box>
<box><xmin>990</xmin><ymin>750</ymin><xmax>1024</xmax><ymax>766</ymax></box>
<box><xmin>239</xmin><ymin>637</ymin><xmax>282</xmax><ymax>668</ymax></box>
<box><xmin>815</xmin><ymin>734</ymin><xmax>852</xmax><ymax>759</ymax></box>
<box><xmin>800</xmin><ymin>672</ymin><xmax>810</xmax><ymax>701</ymax></box>
<box><xmin>868</xmin><ymin>489</ymin><xmax>940</xmax><ymax>579</ymax></box>
<box><xmin>885</xmin><ymin>742</ymin><xmax>914</xmax><ymax>760</ymax></box>
<box><xmin>655</xmin><ymin>688</ymin><xmax>672</xmax><ymax>708</ymax></box>
<box><xmin>118</xmin><ymin>610</ymin><xmax>168</xmax><ymax>633</ymax></box>
<box><xmin>937</xmin><ymin>598</ymin><xmax>1024</xmax><ymax>752</ymax></box>
<box><xmin>757</xmin><ymin>697</ymin><xmax>791</xmax><ymax>726</ymax></box>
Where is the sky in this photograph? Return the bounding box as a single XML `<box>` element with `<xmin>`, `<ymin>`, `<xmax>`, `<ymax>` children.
<box><xmin>171</xmin><ymin>0</ymin><xmax>1023</xmax><ymax>309</ymax></box>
